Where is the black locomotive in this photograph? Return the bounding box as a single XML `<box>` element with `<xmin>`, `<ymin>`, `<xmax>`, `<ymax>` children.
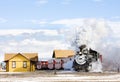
<box><xmin>72</xmin><ymin>44</ymin><xmax>100</xmax><ymax>72</ymax></box>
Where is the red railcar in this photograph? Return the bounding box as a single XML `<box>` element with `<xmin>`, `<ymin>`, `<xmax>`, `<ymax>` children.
<box><xmin>37</xmin><ymin>58</ymin><xmax>66</xmax><ymax>70</ymax></box>
<box><xmin>48</xmin><ymin>59</ymin><xmax>64</xmax><ymax>70</ymax></box>
<box><xmin>37</xmin><ymin>61</ymin><xmax>48</xmax><ymax>69</ymax></box>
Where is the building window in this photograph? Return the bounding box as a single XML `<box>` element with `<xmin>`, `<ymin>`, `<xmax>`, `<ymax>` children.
<box><xmin>23</xmin><ymin>61</ymin><xmax>27</xmax><ymax>68</ymax></box>
<box><xmin>12</xmin><ymin>61</ymin><xmax>16</xmax><ymax>68</ymax></box>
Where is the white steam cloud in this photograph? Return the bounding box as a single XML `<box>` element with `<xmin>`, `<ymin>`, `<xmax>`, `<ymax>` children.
<box><xmin>59</xmin><ymin>19</ymin><xmax>109</xmax><ymax>50</ymax></box>
<box><xmin>56</xmin><ymin>18</ymin><xmax>120</xmax><ymax>71</ymax></box>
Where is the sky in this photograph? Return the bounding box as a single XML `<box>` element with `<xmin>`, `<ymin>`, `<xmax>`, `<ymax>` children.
<box><xmin>0</xmin><ymin>0</ymin><xmax>120</xmax><ymax>62</ymax></box>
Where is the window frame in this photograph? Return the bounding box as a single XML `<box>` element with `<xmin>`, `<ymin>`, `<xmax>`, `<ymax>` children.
<box><xmin>12</xmin><ymin>61</ymin><xmax>16</xmax><ymax>68</ymax></box>
<box><xmin>23</xmin><ymin>61</ymin><xmax>27</xmax><ymax>68</ymax></box>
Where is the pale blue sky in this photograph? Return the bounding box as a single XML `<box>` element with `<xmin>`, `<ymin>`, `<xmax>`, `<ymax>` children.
<box><xmin>0</xmin><ymin>0</ymin><xmax>120</xmax><ymax>29</ymax></box>
<box><xmin>0</xmin><ymin>0</ymin><xmax>120</xmax><ymax>61</ymax></box>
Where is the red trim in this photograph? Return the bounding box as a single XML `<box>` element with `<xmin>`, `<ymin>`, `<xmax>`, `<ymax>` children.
<box><xmin>99</xmin><ymin>55</ymin><xmax>102</xmax><ymax>62</ymax></box>
<box><xmin>61</xmin><ymin>59</ymin><xmax>64</xmax><ymax>68</ymax></box>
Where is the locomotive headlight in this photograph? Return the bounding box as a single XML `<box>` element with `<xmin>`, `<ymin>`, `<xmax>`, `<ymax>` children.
<box><xmin>75</xmin><ymin>54</ymin><xmax>86</xmax><ymax>65</ymax></box>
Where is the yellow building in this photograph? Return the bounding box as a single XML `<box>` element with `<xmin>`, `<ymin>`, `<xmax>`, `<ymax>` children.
<box><xmin>4</xmin><ymin>53</ymin><xmax>38</xmax><ymax>72</ymax></box>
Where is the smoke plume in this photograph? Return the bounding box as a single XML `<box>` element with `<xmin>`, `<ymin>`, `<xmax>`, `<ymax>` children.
<box><xmin>60</xmin><ymin>18</ymin><xmax>120</xmax><ymax>71</ymax></box>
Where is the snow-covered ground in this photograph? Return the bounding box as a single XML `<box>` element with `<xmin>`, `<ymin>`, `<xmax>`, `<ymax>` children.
<box><xmin>0</xmin><ymin>71</ymin><xmax>120</xmax><ymax>82</ymax></box>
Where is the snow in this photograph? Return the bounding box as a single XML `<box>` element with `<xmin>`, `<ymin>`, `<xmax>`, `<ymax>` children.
<box><xmin>0</xmin><ymin>72</ymin><xmax>120</xmax><ymax>82</ymax></box>
<box><xmin>90</xmin><ymin>59</ymin><xmax>103</xmax><ymax>72</ymax></box>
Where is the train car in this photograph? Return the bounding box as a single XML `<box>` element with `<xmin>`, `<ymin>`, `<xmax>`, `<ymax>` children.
<box><xmin>38</xmin><ymin>59</ymin><xmax>64</xmax><ymax>70</ymax></box>
<box><xmin>54</xmin><ymin>59</ymin><xmax>63</xmax><ymax>70</ymax></box>
<box><xmin>48</xmin><ymin>59</ymin><xmax>54</xmax><ymax>69</ymax></box>
<box><xmin>37</xmin><ymin>61</ymin><xmax>48</xmax><ymax>70</ymax></box>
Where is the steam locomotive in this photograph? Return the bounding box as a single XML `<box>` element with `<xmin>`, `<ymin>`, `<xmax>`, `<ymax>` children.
<box><xmin>72</xmin><ymin>45</ymin><xmax>101</xmax><ymax>72</ymax></box>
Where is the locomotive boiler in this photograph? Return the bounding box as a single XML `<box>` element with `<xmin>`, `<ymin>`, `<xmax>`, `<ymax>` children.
<box><xmin>72</xmin><ymin>44</ymin><xmax>102</xmax><ymax>72</ymax></box>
